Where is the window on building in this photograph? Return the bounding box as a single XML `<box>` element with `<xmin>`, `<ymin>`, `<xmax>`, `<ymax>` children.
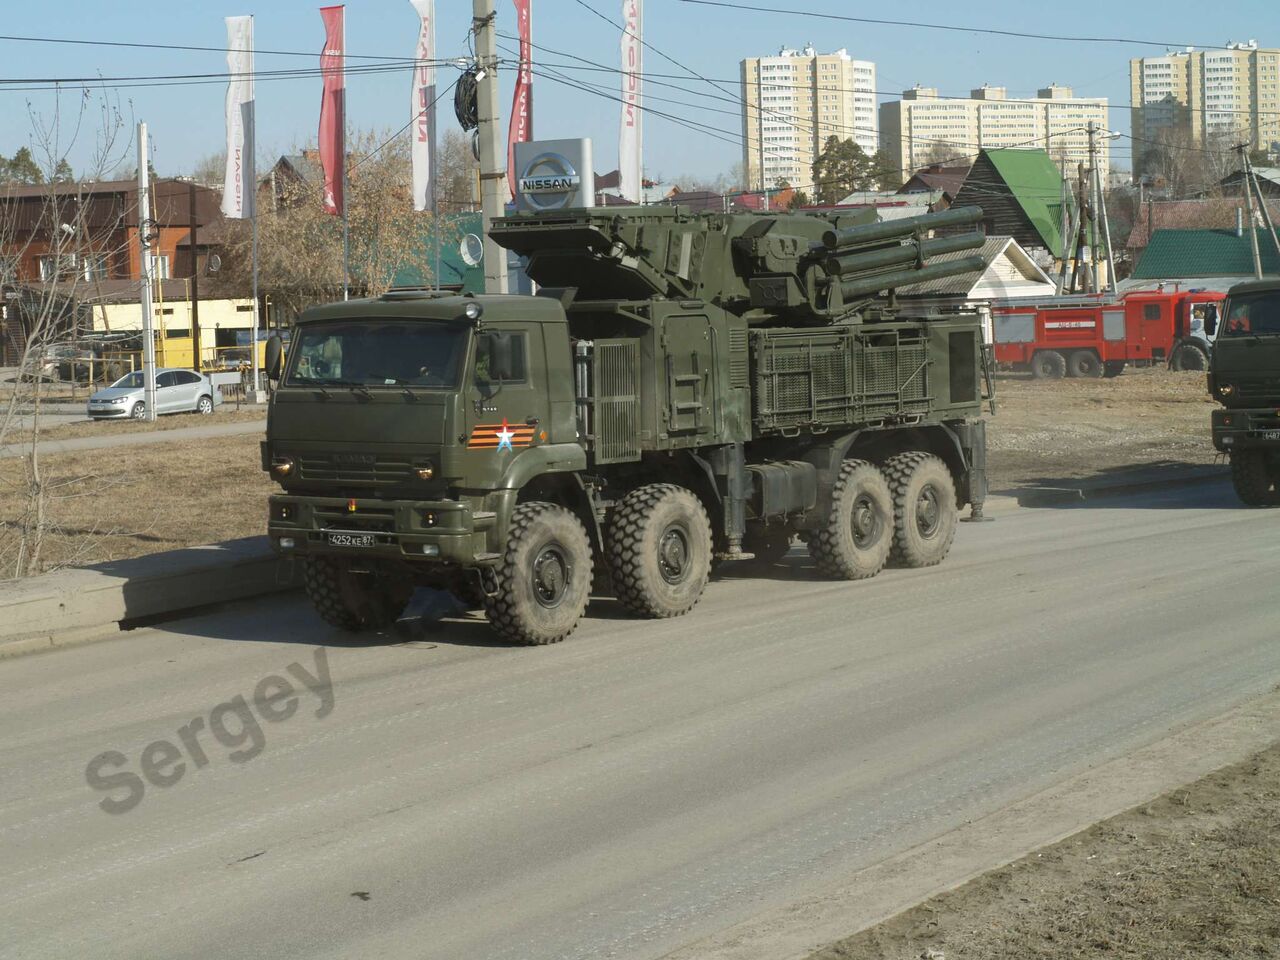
<box><xmin>149</xmin><ymin>255</ymin><xmax>170</xmax><ymax>280</ymax></box>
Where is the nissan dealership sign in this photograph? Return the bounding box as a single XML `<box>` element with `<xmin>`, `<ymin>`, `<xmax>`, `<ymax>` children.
<box><xmin>514</xmin><ymin>138</ymin><xmax>593</xmax><ymax>212</ymax></box>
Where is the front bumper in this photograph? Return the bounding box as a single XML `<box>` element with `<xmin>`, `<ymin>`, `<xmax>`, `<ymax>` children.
<box><xmin>267</xmin><ymin>493</ymin><xmax>500</xmax><ymax>566</ymax></box>
<box><xmin>87</xmin><ymin>403</ymin><xmax>131</xmax><ymax>418</ymax></box>
<box><xmin>1211</xmin><ymin>407</ymin><xmax>1280</xmax><ymax>452</ymax></box>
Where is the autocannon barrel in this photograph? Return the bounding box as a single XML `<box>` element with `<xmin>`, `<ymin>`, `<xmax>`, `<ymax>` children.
<box><xmin>820</xmin><ymin>205</ymin><xmax>984</xmax><ymax>251</ymax></box>
<box><xmin>838</xmin><ymin>254</ymin><xmax>987</xmax><ymax>301</ymax></box>
<box><xmin>823</xmin><ymin>231</ymin><xmax>986</xmax><ymax>278</ymax></box>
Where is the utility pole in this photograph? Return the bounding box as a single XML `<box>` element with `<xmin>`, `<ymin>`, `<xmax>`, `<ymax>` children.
<box><xmin>188</xmin><ymin>181</ymin><xmax>201</xmax><ymax>373</ymax></box>
<box><xmin>137</xmin><ymin>122</ymin><xmax>157</xmax><ymax>422</ymax></box>
<box><xmin>1239</xmin><ymin>144</ymin><xmax>1263</xmax><ymax>279</ymax></box>
<box><xmin>472</xmin><ymin>0</ymin><xmax>508</xmax><ymax>293</ymax></box>
<box><xmin>1246</xmin><ymin>152</ymin><xmax>1280</xmax><ymax>269</ymax></box>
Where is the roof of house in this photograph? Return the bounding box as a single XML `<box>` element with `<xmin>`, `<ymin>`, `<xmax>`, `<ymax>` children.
<box><xmin>981</xmin><ymin>149</ymin><xmax>1065</xmax><ymax>252</ymax></box>
<box><xmin>899</xmin><ymin>165</ymin><xmax>970</xmax><ymax>197</ymax></box>
<box><xmin>1130</xmin><ymin>228</ymin><xmax>1280</xmax><ymax>279</ymax></box>
<box><xmin>389</xmin><ymin>212</ymin><xmax>485</xmax><ymax>292</ymax></box>
<box><xmin>274</xmin><ymin>154</ymin><xmax>324</xmax><ymax>184</ymax></box>
<box><xmin>896</xmin><ymin>235</ymin><xmax>1054</xmax><ymax>297</ymax></box>
<box><xmin>1125</xmin><ymin>199</ymin><xmax>1280</xmax><ymax>249</ymax></box>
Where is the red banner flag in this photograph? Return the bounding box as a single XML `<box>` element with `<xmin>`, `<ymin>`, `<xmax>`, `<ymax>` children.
<box><xmin>318</xmin><ymin>5</ymin><xmax>346</xmax><ymax>216</ymax></box>
<box><xmin>506</xmin><ymin>0</ymin><xmax>533</xmax><ymax>200</ymax></box>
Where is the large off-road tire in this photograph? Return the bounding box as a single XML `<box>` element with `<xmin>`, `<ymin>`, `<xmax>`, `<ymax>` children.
<box><xmin>1103</xmin><ymin>360</ymin><xmax>1126</xmax><ymax>378</ymax></box>
<box><xmin>303</xmin><ymin>555</ymin><xmax>412</xmax><ymax>632</ymax></box>
<box><xmin>608</xmin><ymin>484</ymin><xmax>712</xmax><ymax>618</ymax></box>
<box><xmin>1031</xmin><ymin>350</ymin><xmax>1066</xmax><ymax>380</ymax></box>
<box><xmin>1170</xmin><ymin>342</ymin><xmax>1209</xmax><ymax>372</ymax></box>
<box><xmin>483</xmin><ymin>502</ymin><xmax>592</xmax><ymax>645</ymax></box>
<box><xmin>743</xmin><ymin>525</ymin><xmax>793</xmax><ymax>565</ymax></box>
<box><xmin>1067</xmin><ymin>350</ymin><xmax>1103</xmax><ymax>378</ymax></box>
<box><xmin>1229</xmin><ymin>451</ymin><xmax>1280</xmax><ymax>507</ymax></box>
<box><xmin>883</xmin><ymin>452</ymin><xmax>959</xmax><ymax>568</ymax></box>
<box><xmin>807</xmin><ymin>459</ymin><xmax>893</xmax><ymax>580</ymax></box>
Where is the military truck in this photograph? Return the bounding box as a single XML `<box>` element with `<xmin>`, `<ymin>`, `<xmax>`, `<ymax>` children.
<box><xmin>1208</xmin><ymin>278</ymin><xmax>1280</xmax><ymax>505</ymax></box>
<box><xmin>262</xmin><ymin>204</ymin><xmax>993</xmax><ymax>643</ymax></box>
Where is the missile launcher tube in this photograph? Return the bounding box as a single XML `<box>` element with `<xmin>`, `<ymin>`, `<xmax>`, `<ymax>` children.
<box><xmin>822</xmin><ymin>231</ymin><xmax>987</xmax><ymax>277</ymax></box>
<box><xmin>820</xmin><ymin>205</ymin><xmax>984</xmax><ymax>251</ymax></box>
<box><xmin>839</xmin><ymin>254</ymin><xmax>988</xmax><ymax>301</ymax></box>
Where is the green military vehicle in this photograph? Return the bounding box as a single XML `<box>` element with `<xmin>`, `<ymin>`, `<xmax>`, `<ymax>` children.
<box><xmin>262</xmin><ymin>204</ymin><xmax>993</xmax><ymax>643</ymax></box>
<box><xmin>1208</xmin><ymin>278</ymin><xmax>1280</xmax><ymax>505</ymax></box>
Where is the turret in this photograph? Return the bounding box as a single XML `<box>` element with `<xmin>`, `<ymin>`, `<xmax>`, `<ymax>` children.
<box><xmin>488</xmin><ymin>204</ymin><xmax>986</xmax><ymax>325</ymax></box>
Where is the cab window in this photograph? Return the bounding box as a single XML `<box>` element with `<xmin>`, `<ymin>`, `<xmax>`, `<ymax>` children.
<box><xmin>474</xmin><ymin>330</ymin><xmax>528</xmax><ymax>384</ymax></box>
<box><xmin>1143</xmin><ymin>303</ymin><xmax>1162</xmax><ymax>321</ymax></box>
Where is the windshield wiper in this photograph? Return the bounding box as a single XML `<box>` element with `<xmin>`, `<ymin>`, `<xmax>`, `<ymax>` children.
<box><xmin>307</xmin><ymin>378</ymin><xmax>373</xmax><ymax>399</ymax></box>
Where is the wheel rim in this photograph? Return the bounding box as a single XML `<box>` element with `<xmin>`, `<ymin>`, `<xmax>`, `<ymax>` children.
<box><xmin>916</xmin><ymin>483</ymin><xmax>941</xmax><ymax>539</ymax></box>
<box><xmin>132</xmin><ymin>404</ymin><xmax>145</xmax><ymax>419</ymax></box>
<box><xmin>851</xmin><ymin>492</ymin><xmax>883</xmax><ymax>549</ymax></box>
<box><xmin>199</xmin><ymin>398</ymin><xmax>212</xmax><ymax>413</ymax></box>
<box><xmin>657</xmin><ymin>524</ymin><xmax>691</xmax><ymax>584</ymax></box>
<box><xmin>531</xmin><ymin>542</ymin><xmax>571</xmax><ymax>608</ymax></box>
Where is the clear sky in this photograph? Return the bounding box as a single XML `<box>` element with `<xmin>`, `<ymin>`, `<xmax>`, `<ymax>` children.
<box><xmin>0</xmin><ymin>0</ymin><xmax>1273</xmax><ymax>183</ymax></box>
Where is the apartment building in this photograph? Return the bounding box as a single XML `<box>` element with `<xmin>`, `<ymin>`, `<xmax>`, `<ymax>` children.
<box><xmin>1130</xmin><ymin>41</ymin><xmax>1280</xmax><ymax>174</ymax></box>
<box><xmin>740</xmin><ymin>45</ymin><xmax>876</xmax><ymax>191</ymax></box>
<box><xmin>879</xmin><ymin>84</ymin><xmax>1109</xmax><ymax>183</ymax></box>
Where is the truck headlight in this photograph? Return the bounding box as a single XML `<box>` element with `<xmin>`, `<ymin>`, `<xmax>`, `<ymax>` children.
<box><xmin>270</xmin><ymin>456</ymin><xmax>295</xmax><ymax>477</ymax></box>
<box><xmin>1215</xmin><ymin>383</ymin><xmax>1235</xmax><ymax>398</ymax></box>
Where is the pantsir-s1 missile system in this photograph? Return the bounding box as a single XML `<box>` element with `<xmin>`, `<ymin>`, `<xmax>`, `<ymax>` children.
<box><xmin>263</xmin><ymin>203</ymin><xmax>993</xmax><ymax>643</ymax></box>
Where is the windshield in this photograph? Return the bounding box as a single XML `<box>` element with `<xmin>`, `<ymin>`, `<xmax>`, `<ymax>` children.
<box><xmin>112</xmin><ymin>371</ymin><xmax>144</xmax><ymax>389</ymax></box>
<box><xmin>285</xmin><ymin>320</ymin><xmax>466</xmax><ymax>388</ymax></box>
<box><xmin>1221</xmin><ymin>292</ymin><xmax>1280</xmax><ymax>337</ymax></box>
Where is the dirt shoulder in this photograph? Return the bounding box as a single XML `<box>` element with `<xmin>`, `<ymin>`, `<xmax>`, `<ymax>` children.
<box><xmin>1</xmin><ymin>407</ymin><xmax>265</xmax><ymax>448</ymax></box>
<box><xmin>809</xmin><ymin>738</ymin><xmax>1280</xmax><ymax>960</ymax></box>
<box><xmin>987</xmin><ymin>368</ymin><xmax>1219</xmax><ymax>492</ymax></box>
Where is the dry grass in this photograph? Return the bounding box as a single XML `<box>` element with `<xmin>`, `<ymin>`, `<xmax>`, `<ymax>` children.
<box><xmin>810</xmin><ymin>743</ymin><xmax>1280</xmax><ymax>960</ymax></box>
<box><xmin>0</xmin><ymin>434</ymin><xmax>273</xmax><ymax>575</ymax></box>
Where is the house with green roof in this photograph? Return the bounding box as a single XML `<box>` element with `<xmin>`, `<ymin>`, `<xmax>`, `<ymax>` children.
<box><xmin>948</xmin><ymin>149</ymin><xmax>1068</xmax><ymax>262</ymax></box>
<box><xmin>1130</xmin><ymin>228</ymin><xmax>1280</xmax><ymax>281</ymax></box>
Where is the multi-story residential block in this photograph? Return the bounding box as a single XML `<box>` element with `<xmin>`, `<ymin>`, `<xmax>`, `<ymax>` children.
<box><xmin>879</xmin><ymin>84</ymin><xmax>1109</xmax><ymax>184</ymax></box>
<box><xmin>1130</xmin><ymin>41</ymin><xmax>1280</xmax><ymax>175</ymax></box>
<box><xmin>740</xmin><ymin>45</ymin><xmax>876</xmax><ymax>191</ymax></box>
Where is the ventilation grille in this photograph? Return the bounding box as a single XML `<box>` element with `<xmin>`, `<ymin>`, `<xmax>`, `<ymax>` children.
<box><xmin>593</xmin><ymin>340</ymin><xmax>641</xmax><ymax>463</ymax></box>
<box><xmin>728</xmin><ymin>326</ymin><xmax>749</xmax><ymax>388</ymax></box>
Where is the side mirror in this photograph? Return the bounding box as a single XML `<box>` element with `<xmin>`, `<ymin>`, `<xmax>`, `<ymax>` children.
<box><xmin>265</xmin><ymin>334</ymin><xmax>284</xmax><ymax>382</ymax></box>
<box><xmin>1205</xmin><ymin>307</ymin><xmax>1218</xmax><ymax>338</ymax></box>
<box><xmin>490</xmin><ymin>333</ymin><xmax>514</xmax><ymax>382</ymax></box>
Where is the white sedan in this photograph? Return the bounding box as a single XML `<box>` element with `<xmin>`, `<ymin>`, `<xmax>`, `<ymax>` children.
<box><xmin>87</xmin><ymin>368</ymin><xmax>223</xmax><ymax>420</ymax></box>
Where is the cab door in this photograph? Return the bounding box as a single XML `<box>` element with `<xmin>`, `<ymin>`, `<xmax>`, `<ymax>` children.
<box><xmin>464</xmin><ymin>325</ymin><xmax>547</xmax><ymax>470</ymax></box>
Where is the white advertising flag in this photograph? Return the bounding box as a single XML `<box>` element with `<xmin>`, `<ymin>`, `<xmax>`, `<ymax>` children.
<box><xmin>618</xmin><ymin>0</ymin><xmax>642</xmax><ymax>203</ymax></box>
<box><xmin>221</xmin><ymin>16</ymin><xmax>255</xmax><ymax>220</ymax></box>
<box><xmin>410</xmin><ymin>0</ymin><xmax>437</xmax><ymax>213</ymax></box>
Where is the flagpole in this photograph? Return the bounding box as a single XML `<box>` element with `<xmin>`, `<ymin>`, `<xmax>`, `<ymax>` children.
<box><xmin>341</xmin><ymin>8</ymin><xmax>350</xmax><ymax>300</ymax></box>
<box><xmin>248</xmin><ymin>18</ymin><xmax>261</xmax><ymax>395</ymax></box>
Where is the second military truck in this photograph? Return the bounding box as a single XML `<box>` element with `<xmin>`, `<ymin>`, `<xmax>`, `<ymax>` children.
<box><xmin>263</xmin><ymin>204</ymin><xmax>992</xmax><ymax>644</ymax></box>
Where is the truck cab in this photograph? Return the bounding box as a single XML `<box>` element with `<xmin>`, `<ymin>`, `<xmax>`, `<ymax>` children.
<box><xmin>1208</xmin><ymin>279</ymin><xmax>1280</xmax><ymax>505</ymax></box>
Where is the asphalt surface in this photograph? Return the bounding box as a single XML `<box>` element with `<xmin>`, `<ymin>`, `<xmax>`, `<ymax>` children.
<box><xmin>3</xmin><ymin>480</ymin><xmax>1280</xmax><ymax>960</ymax></box>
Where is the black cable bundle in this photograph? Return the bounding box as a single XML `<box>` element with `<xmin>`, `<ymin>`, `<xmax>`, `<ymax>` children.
<box><xmin>454</xmin><ymin>66</ymin><xmax>479</xmax><ymax>131</ymax></box>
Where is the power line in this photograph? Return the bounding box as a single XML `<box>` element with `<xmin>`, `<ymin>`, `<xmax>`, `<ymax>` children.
<box><xmin>0</xmin><ymin>32</ymin><xmax>429</xmax><ymax>61</ymax></box>
<box><xmin>676</xmin><ymin>0</ymin><xmax>1250</xmax><ymax>51</ymax></box>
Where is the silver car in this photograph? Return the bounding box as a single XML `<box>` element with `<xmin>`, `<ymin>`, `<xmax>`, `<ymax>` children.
<box><xmin>87</xmin><ymin>368</ymin><xmax>223</xmax><ymax>420</ymax></box>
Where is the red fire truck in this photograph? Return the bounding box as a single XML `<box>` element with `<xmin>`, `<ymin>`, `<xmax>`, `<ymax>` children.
<box><xmin>991</xmin><ymin>288</ymin><xmax>1226</xmax><ymax>378</ymax></box>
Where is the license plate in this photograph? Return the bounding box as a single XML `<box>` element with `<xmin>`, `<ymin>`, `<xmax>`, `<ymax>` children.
<box><xmin>1264</xmin><ymin>430</ymin><xmax>1280</xmax><ymax>441</ymax></box>
<box><xmin>326</xmin><ymin>532</ymin><xmax>376</xmax><ymax>548</ymax></box>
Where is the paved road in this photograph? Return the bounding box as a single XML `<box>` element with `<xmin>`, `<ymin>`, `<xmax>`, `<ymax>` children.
<box><xmin>3</xmin><ymin>481</ymin><xmax>1280</xmax><ymax>960</ymax></box>
<box><xmin>0</xmin><ymin>418</ymin><xmax>264</xmax><ymax>459</ymax></box>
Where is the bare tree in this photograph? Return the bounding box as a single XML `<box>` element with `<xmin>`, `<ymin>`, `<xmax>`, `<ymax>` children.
<box><xmin>211</xmin><ymin>128</ymin><xmax>463</xmax><ymax>320</ymax></box>
<box><xmin>0</xmin><ymin>87</ymin><xmax>134</xmax><ymax>577</ymax></box>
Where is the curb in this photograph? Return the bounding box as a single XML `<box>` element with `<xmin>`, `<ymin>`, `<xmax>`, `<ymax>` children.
<box><xmin>1000</xmin><ymin>465</ymin><xmax>1228</xmax><ymax>508</ymax></box>
<box><xmin>0</xmin><ymin>537</ymin><xmax>299</xmax><ymax>659</ymax></box>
